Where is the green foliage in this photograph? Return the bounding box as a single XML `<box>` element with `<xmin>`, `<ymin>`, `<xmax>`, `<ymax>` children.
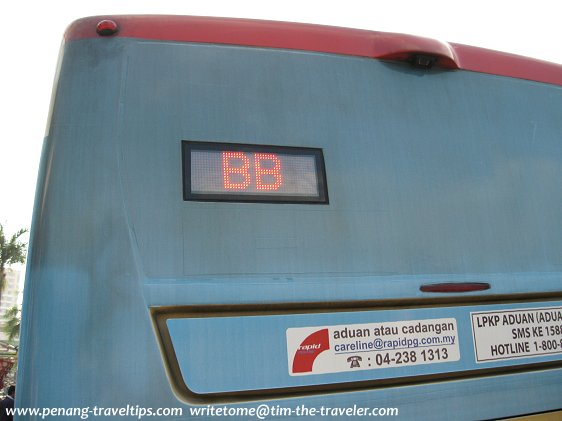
<box><xmin>2</xmin><ymin>306</ymin><xmax>20</xmax><ymax>342</ymax></box>
<box><xmin>0</xmin><ymin>223</ymin><xmax>28</xmax><ymax>293</ymax></box>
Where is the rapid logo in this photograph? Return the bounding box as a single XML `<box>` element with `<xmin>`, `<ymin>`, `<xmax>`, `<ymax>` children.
<box><xmin>291</xmin><ymin>329</ymin><xmax>330</xmax><ymax>373</ymax></box>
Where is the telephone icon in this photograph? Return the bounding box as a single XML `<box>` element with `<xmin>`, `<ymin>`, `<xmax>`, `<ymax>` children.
<box><xmin>347</xmin><ymin>355</ymin><xmax>362</xmax><ymax>368</ymax></box>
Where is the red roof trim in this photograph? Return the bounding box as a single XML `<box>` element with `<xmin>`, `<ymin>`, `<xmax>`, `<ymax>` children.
<box><xmin>65</xmin><ymin>15</ymin><xmax>562</xmax><ymax>87</ymax></box>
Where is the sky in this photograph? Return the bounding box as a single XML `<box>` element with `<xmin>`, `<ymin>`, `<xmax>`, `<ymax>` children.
<box><xmin>1</xmin><ymin>0</ymin><xmax>561</xmax><ymax>249</ymax></box>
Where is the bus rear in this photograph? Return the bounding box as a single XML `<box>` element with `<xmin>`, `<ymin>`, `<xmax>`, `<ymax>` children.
<box><xmin>18</xmin><ymin>16</ymin><xmax>562</xmax><ymax>420</ymax></box>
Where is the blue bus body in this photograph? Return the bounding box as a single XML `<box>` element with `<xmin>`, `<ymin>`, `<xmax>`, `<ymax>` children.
<box><xmin>17</xmin><ymin>16</ymin><xmax>562</xmax><ymax>419</ymax></box>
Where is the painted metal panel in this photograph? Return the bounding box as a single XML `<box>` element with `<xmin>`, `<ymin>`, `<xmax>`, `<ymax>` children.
<box><xmin>17</xmin><ymin>32</ymin><xmax>562</xmax><ymax>420</ymax></box>
<box><xmin>166</xmin><ymin>301</ymin><xmax>562</xmax><ymax>394</ymax></box>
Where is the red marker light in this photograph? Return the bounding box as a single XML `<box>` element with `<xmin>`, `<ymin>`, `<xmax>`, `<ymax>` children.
<box><xmin>420</xmin><ymin>282</ymin><xmax>491</xmax><ymax>293</ymax></box>
<box><xmin>96</xmin><ymin>20</ymin><xmax>119</xmax><ymax>36</ymax></box>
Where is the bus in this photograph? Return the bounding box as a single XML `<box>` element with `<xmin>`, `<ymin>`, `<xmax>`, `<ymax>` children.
<box><xmin>17</xmin><ymin>15</ymin><xmax>562</xmax><ymax>420</ymax></box>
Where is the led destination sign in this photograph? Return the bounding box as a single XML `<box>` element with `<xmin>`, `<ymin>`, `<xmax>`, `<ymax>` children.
<box><xmin>183</xmin><ymin>141</ymin><xmax>328</xmax><ymax>203</ymax></box>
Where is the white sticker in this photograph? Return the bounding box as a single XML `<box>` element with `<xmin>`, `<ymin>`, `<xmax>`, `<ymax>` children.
<box><xmin>471</xmin><ymin>306</ymin><xmax>562</xmax><ymax>362</ymax></box>
<box><xmin>286</xmin><ymin>318</ymin><xmax>459</xmax><ymax>376</ymax></box>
